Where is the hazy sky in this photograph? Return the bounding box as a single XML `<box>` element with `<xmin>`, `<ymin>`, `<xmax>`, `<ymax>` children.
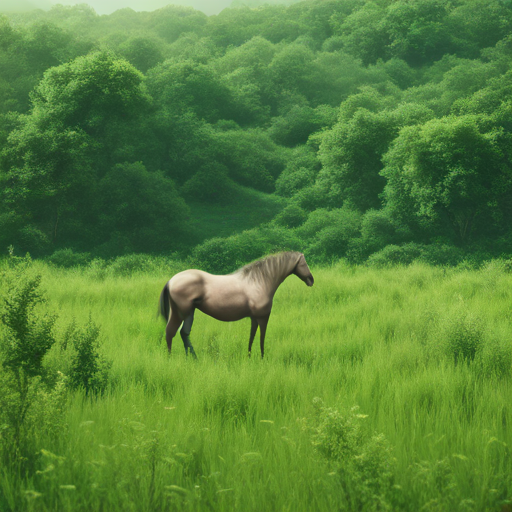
<box><xmin>1</xmin><ymin>0</ymin><xmax>237</xmax><ymax>15</ymax></box>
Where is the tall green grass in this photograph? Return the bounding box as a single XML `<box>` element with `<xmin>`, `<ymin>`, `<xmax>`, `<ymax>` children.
<box><xmin>1</xmin><ymin>261</ymin><xmax>511</xmax><ymax>511</ymax></box>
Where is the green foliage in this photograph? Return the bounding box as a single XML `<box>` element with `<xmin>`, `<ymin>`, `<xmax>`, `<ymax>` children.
<box><xmin>300</xmin><ymin>207</ymin><xmax>362</xmax><ymax>263</ymax></box>
<box><xmin>47</xmin><ymin>248</ymin><xmax>91</xmax><ymax>268</ymax></box>
<box><xmin>382</xmin><ymin>114</ymin><xmax>512</xmax><ymax>244</ymax></box>
<box><xmin>318</xmin><ymin>108</ymin><xmax>397</xmax><ymax>210</ymax></box>
<box><xmin>442</xmin><ymin>309</ymin><xmax>483</xmax><ymax>365</ymax></box>
<box><xmin>273</xmin><ymin>203</ymin><xmax>308</xmax><ymax>228</ymax></box>
<box><xmin>104</xmin><ymin>253</ymin><xmax>183</xmax><ymax>277</ymax></box>
<box><xmin>275</xmin><ymin>144</ymin><xmax>320</xmax><ymax>197</ymax></box>
<box><xmin>0</xmin><ymin>262</ymin><xmax>55</xmax><ymax>379</ymax></box>
<box><xmin>30</xmin><ymin>51</ymin><xmax>149</xmax><ymax>137</ymax></box>
<box><xmin>304</xmin><ymin>398</ymin><xmax>397</xmax><ymax>511</ymax></box>
<box><xmin>2</xmin><ymin>0</ymin><xmax>512</xmax><ymax>261</ymax></box>
<box><xmin>0</xmin><ymin>256</ymin><xmax>57</xmax><ymax>463</ymax></box>
<box><xmin>98</xmin><ymin>162</ymin><xmax>191</xmax><ymax>255</ymax></box>
<box><xmin>146</xmin><ymin>59</ymin><xmax>235</xmax><ymax>123</ymax></box>
<box><xmin>192</xmin><ymin>225</ymin><xmax>301</xmax><ymax>274</ymax></box>
<box><xmin>181</xmin><ymin>162</ymin><xmax>238</xmax><ymax>204</ymax></box>
<box><xmin>118</xmin><ymin>36</ymin><xmax>164</xmax><ymax>74</ymax></box>
<box><xmin>367</xmin><ymin>243</ymin><xmax>425</xmax><ymax>267</ymax></box>
<box><xmin>269</xmin><ymin>104</ymin><xmax>337</xmax><ymax>147</ymax></box>
<box><xmin>212</xmin><ymin>128</ymin><xmax>286</xmax><ymax>192</ymax></box>
<box><xmin>64</xmin><ymin>318</ymin><xmax>111</xmax><ymax>395</ymax></box>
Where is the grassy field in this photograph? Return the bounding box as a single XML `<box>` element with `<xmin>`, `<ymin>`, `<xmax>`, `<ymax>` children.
<box><xmin>1</xmin><ymin>260</ymin><xmax>511</xmax><ymax>511</ymax></box>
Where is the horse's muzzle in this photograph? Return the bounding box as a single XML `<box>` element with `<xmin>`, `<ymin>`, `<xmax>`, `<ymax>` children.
<box><xmin>305</xmin><ymin>275</ymin><xmax>314</xmax><ymax>287</ymax></box>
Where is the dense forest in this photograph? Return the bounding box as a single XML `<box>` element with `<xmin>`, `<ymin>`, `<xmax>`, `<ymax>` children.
<box><xmin>1</xmin><ymin>0</ymin><xmax>512</xmax><ymax>270</ymax></box>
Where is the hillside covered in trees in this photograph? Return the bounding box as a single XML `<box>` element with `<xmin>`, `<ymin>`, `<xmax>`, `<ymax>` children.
<box><xmin>1</xmin><ymin>0</ymin><xmax>511</xmax><ymax>269</ymax></box>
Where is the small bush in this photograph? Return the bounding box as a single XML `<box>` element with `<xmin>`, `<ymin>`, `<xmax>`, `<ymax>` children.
<box><xmin>104</xmin><ymin>254</ymin><xmax>182</xmax><ymax>277</ymax></box>
<box><xmin>303</xmin><ymin>398</ymin><xmax>398</xmax><ymax>511</ymax></box>
<box><xmin>275</xmin><ymin>145</ymin><xmax>320</xmax><ymax>198</ymax></box>
<box><xmin>347</xmin><ymin>209</ymin><xmax>400</xmax><ymax>263</ymax></box>
<box><xmin>192</xmin><ymin>225</ymin><xmax>301</xmax><ymax>274</ymax></box>
<box><xmin>419</xmin><ymin>244</ymin><xmax>465</xmax><ymax>266</ymax></box>
<box><xmin>299</xmin><ymin>207</ymin><xmax>362</xmax><ymax>264</ymax></box>
<box><xmin>17</xmin><ymin>225</ymin><xmax>51</xmax><ymax>257</ymax></box>
<box><xmin>48</xmin><ymin>248</ymin><xmax>92</xmax><ymax>268</ymax></box>
<box><xmin>273</xmin><ymin>203</ymin><xmax>307</xmax><ymax>228</ymax></box>
<box><xmin>367</xmin><ymin>243</ymin><xmax>424</xmax><ymax>267</ymax></box>
<box><xmin>0</xmin><ymin>257</ymin><xmax>57</xmax><ymax>463</ymax></box>
<box><xmin>275</xmin><ymin>166</ymin><xmax>317</xmax><ymax>197</ymax></box>
<box><xmin>64</xmin><ymin>318</ymin><xmax>112</xmax><ymax>395</ymax></box>
<box><xmin>108</xmin><ymin>253</ymin><xmax>160</xmax><ymax>276</ymax></box>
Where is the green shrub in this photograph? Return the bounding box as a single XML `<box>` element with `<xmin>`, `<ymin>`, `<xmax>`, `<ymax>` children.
<box><xmin>300</xmin><ymin>207</ymin><xmax>362</xmax><ymax>263</ymax></box>
<box><xmin>367</xmin><ymin>243</ymin><xmax>424</xmax><ymax>267</ymax></box>
<box><xmin>64</xmin><ymin>318</ymin><xmax>112</xmax><ymax>395</ymax></box>
<box><xmin>347</xmin><ymin>209</ymin><xmax>401</xmax><ymax>263</ymax></box>
<box><xmin>17</xmin><ymin>226</ymin><xmax>51</xmax><ymax>257</ymax></box>
<box><xmin>181</xmin><ymin>162</ymin><xmax>238</xmax><ymax>204</ymax></box>
<box><xmin>102</xmin><ymin>254</ymin><xmax>183</xmax><ymax>277</ymax></box>
<box><xmin>0</xmin><ymin>257</ymin><xmax>57</xmax><ymax>463</ymax></box>
<box><xmin>419</xmin><ymin>244</ymin><xmax>465</xmax><ymax>266</ymax></box>
<box><xmin>107</xmin><ymin>253</ymin><xmax>161</xmax><ymax>276</ymax></box>
<box><xmin>273</xmin><ymin>203</ymin><xmax>307</xmax><ymax>228</ymax></box>
<box><xmin>303</xmin><ymin>398</ymin><xmax>398</xmax><ymax>511</ymax></box>
<box><xmin>48</xmin><ymin>248</ymin><xmax>92</xmax><ymax>268</ymax></box>
<box><xmin>293</xmin><ymin>184</ymin><xmax>330</xmax><ymax>211</ymax></box>
<box><xmin>192</xmin><ymin>225</ymin><xmax>301</xmax><ymax>274</ymax></box>
<box><xmin>84</xmin><ymin>257</ymin><xmax>109</xmax><ymax>280</ymax></box>
<box><xmin>275</xmin><ymin>145</ymin><xmax>320</xmax><ymax>198</ymax></box>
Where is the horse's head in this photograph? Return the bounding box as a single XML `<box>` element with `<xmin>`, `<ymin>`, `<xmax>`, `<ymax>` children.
<box><xmin>293</xmin><ymin>253</ymin><xmax>314</xmax><ymax>287</ymax></box>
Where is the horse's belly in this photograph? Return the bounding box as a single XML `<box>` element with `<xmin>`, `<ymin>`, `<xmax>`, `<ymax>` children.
<box><xmin>198</xmin><ymin>294</ymin><xmax>250</xmax><ymax>322</ymax></box>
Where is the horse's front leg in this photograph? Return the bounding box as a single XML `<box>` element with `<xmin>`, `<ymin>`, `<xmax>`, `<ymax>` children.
<box><xmin>257</xmin><ymin>316</ymin><xmax>269</xmax><ymax>359</ymax></box>
<box><xmin>248</xmin><ymin>317</ymin><xmax>258</xmax><ymax>357</ymax></box>
<box><xmin>166</xmin><ymin>313</ymin><xmax>182</xmax><ymax>354</ymax></box>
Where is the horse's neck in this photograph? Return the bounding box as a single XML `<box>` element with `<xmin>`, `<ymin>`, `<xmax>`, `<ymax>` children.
<box><xmin>268</xmin><ymin>257</ymin><xmax>296</xmax><ymax>294</ymax></box>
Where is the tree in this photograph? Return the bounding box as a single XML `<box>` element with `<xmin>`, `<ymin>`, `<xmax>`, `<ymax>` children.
<box><xmin>381</xmin><ymin>114</ymin><xmax>512</xmax><ymax>244</ymax></box>
<box><xmin>212</xmin><ymin>127</ymin><xmax>286</xmax><ymax>192</ymax></box>
<box><xmin>317</xmin><ymin>109</ymin><xmax>398</xmax><ymax>211</ymax></box>
<box><xmin>149</xmin><ymin>5</ymin><xmax>207</xmax><ymax>43</ymax></box>
<box><xmin>334</xmin><ymin>2</ymin><xmax>389</xmax><ymax>65</ymax></box>
<box><xmin>383</xmin><ymin>0</ymin><xmax>453</xmax><ymax>66</ymax></box>
<box><xmin>447</xmin><ymin>0</ymin><xmax>512</xmax><ymax>58</ymax></box>
<box><xmin>118</xmin><ymin>36</ymin><xmax>164</xmax><ymax>73</ymax></box>
<box><xmin>0</xmin><ymin>51</ymin><xmax>151</xmax><ymax>252</ymax></box>
<box><xmin>98</xmin><ymin>162</ymin><xmax>191</xmax><ymax>254</ymax></box>
<box><xmin>29</xmin><ymin>51</ymin><xmax>149</xmax><ymax>142</ymax></box>
<box><xmin>146</xmin><ymin>59</ymin><xmax>235</xmax><ymax>123</ymax></box>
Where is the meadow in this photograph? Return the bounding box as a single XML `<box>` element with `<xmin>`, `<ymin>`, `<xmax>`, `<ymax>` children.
<box><xmin>1</xmin><ymin>259</ymin><xmax>511</xmax><ymax>511</ymax></box>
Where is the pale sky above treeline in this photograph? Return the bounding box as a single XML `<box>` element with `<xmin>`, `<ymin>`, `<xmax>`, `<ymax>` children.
<box><xmin>1</xmin><ymin>0</ymin><xmax>294</xmax><ymax>15</ymax></box>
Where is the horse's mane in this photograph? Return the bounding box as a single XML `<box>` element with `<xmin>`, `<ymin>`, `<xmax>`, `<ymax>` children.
<box><xmin>235</xmin><ymin>252</ymin><xmax>300</xmax><ymax>282</ymax></box>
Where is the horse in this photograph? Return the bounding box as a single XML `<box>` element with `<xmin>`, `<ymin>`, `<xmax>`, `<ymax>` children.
<box><xmin>158</xmin><ymin>251</ymin><xmax>314</xmax><ymax>358</ymax></box>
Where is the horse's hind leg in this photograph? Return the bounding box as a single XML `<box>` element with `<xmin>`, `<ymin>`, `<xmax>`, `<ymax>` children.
<box><xmin>166</xmin><ymin>313</ymin><xmax>182</xmax><ymax>354</ymax></box>
<box><xmin>180</xmin><ymin>310</ymin><xmax>197</xmax><ymax>359</ymax></box>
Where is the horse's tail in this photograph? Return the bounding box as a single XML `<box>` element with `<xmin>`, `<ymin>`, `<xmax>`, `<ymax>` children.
<box><xmin>158</xmin><ymin>281</ymin><xmax>171</xmax><ymax>322</ymax></box>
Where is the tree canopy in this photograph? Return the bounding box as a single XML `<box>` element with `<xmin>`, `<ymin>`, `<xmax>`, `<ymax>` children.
<box><xmin>0</xmin><ymin>0</ymin><xmax>511</xmax><ymax>262</ymax></box>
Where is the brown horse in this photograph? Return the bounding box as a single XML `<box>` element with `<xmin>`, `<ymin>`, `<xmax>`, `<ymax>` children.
<box><xmin>158</xmin><ymin>251</ymin><xmax>314</xmax><ymax>358</ymax></box>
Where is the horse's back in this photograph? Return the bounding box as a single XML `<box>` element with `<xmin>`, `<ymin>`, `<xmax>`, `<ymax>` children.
<box><xmin>169</xmin><ymin>270</ymin><xmax>252</xmax><ymax>321</ymax></box>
